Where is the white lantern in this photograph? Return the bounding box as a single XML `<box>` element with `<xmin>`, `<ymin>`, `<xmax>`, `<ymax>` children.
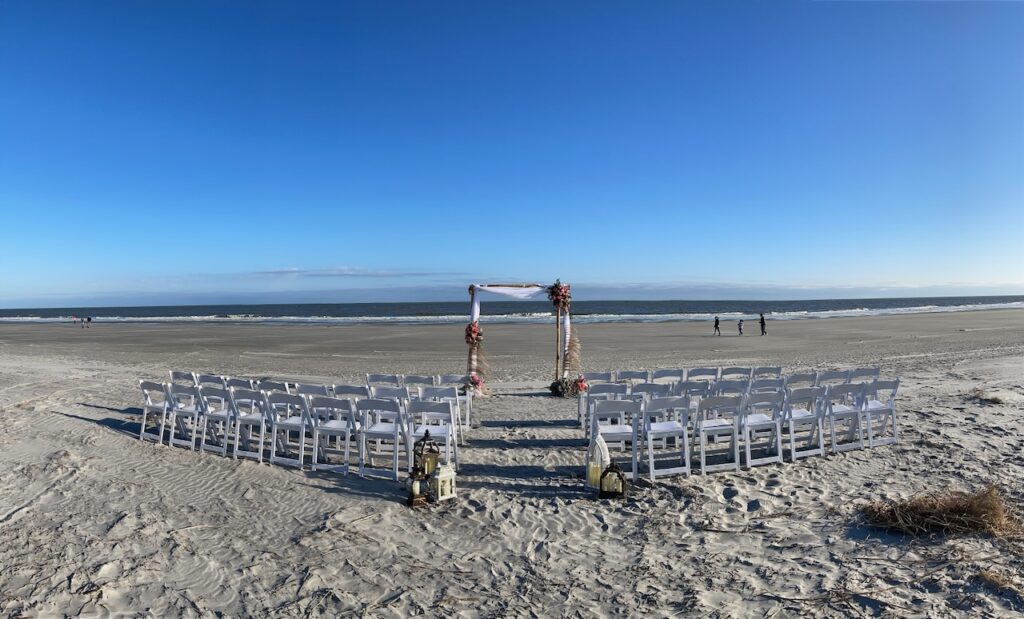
<box><xmin>585</xmin><ymin>433</ymin><xmax>610</xmax><ymax>490</ymax></box>
<box><xmin>430</xmin><ymin>463</ymin><xmax>457</xmax><ymax>502</ymax></box>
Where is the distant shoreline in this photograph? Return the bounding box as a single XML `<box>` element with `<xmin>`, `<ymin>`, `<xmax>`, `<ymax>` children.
<box><xmin>0</xmin><ymin>296</ymin><xmax>1021</xmax><ymax>326</ymax></box>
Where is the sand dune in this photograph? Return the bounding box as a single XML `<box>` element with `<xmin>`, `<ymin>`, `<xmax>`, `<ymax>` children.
<box><xmin>0</xmin><ymin>309</ymin><xmax>1022</xmax><ymax>616</ymax></box>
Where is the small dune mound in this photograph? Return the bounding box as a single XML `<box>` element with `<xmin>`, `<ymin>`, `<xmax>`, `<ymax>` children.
<box><xmin>861</xmin><ymin>486</ymin><xmax>1023</xmax><ymax>538</ymax></box>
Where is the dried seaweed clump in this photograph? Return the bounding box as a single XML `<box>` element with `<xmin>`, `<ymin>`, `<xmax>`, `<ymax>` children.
<box><xmin>861</xmin><ymin>485</ymin><xmax>1023</xmax><ymax>538</ymax></box>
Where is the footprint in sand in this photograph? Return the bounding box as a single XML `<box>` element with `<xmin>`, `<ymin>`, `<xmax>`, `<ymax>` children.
<box><xmin>723</xmin><ymin>486</ymin><xmax>739</xmax><ymax>501</ymax></box>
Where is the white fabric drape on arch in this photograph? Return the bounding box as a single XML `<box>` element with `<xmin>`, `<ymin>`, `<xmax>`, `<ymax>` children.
<box><xmin>468</xmin><ymin>284</ymin><xmax>572</xmax><ymax>372</ymax></box>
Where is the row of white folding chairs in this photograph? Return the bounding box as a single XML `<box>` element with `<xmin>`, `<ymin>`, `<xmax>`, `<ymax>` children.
<box><xmin>577</xmin><ymin>368</ymin><xmax>883</xmax><ymax>431</ymax></box>
<box><xmin>591</xmin><ymin>380</ymin><xmax>899</xmax><ymax>479</ymax></box>
<box><xmin>140</xmin><ymin>381</ymin><xmax>459</xmax><ymax>481</ymax></box>
<box><xmin>582</xmin><ymin>366</ymin><xmax>881</xmax><ymax>385</ymax></box>
<box><xmin>168</xmin><ymin>370</ymin><xmax>472</xmax><ymax>442</ymax></box>
<box><xmin>582</xmin><ymin>366</ymin><xmax>781</xmax><ymax>384</ymax></box>
<box><xmin>365</xmin><ymin>373</ymin><xmax>475</xmax><ymax>429</ymax></box>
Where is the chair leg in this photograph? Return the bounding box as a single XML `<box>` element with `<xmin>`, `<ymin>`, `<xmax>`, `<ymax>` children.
<box><xmin>648</xmin><ymin>435</ymin><xmax>657</xmax><ymax>481</ymax></box>
<box><xmin>828</xmin><ymin>415</ymin><xmax>838</xmax><ymax>454</ymax></box>
<box><xmin>342</xmin><ymin>430</ymin><xmax>351</xmax><ymax>475</ymax></box>
<box><xmin>199</xmin><ymin>417</ymin><xmax>209</xmax><ymax>453</ymax></box>
<box><xmin>391</xmin><ymin>431</ymin><xmax>399</xmax><ymax>481</ymax></box>
<box><xmin>743</xmin><ymin>428</ymin><xmax>752</xmax><ymax>469</ymax></box>
<box><xmin>683</xmin><ymin>429</ymin><xmax>691</xmax><ymax>477</ymax></box>
<box><xmin>774</xmin><ymin>422</ymin><xmax>783</xmax><ymax>463</ymax></box>
<box><xmin>816</xmin><ymin>418</ymin><xmax>825</xmax><ymax>456</ymax></box>
<box><xmin>732</xmin><ymin>431</ymin><xmax>740</xmax><ymax>471</ymax></box>
<box><xmin>699</xmin><ymin>432</ymin><xmax>707</xmax><ymax>475</ymax></box>
<box><xmin>311</xmin><ymin>431</ymin><xmax>320</xmax><ymax>471</ymax></box>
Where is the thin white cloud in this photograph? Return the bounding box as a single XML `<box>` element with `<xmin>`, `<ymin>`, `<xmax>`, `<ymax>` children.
<box><xmin>250</xmin><ymin>267</ymin><xmax>468</xmax><ymax>278</ymax></box>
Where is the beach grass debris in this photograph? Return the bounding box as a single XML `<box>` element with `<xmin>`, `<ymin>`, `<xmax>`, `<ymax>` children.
<box><xmin>861</xmin><ymin>485</ymin><xmax>1023</xmax><ymax>538</ymax></box>
<box><xmin>969</xmin><ymin>387</ymin><xmax>1006</xmax><ymax>405</ymax></box>
<box><xmin>976</xmin><ymin>568</ymin><xmax>1020</xmax><ymax>594</ymax></box>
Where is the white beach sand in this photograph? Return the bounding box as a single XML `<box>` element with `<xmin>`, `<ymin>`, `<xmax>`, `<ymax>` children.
<box><xmin>0</xmin><ymin>309</ymin><xmax>1022</xmax><ymax>616</ymax></box>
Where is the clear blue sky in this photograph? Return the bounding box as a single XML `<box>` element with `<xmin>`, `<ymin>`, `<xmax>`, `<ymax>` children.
<box><xmin>1</xmin><ymin>1</ymin><xmax>1022</xmax><ymax>307</ymax></box>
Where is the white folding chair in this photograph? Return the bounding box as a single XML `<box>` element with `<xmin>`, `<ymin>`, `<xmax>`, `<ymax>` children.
<box><xmin>751</xmin><ymin>366</ymin><xmax>782</xmax><ymax>379</ymax></box>
<box><xmin>228</xmin><ymin>387</ymin><xmax>267</xmax><ymax>462</ymax></box>
<box><xmin>307</xmin><ymin>395</ymin><xmax>360</xmax><ymax>474</ymax></box>
<box><xmin>419</xmin><ymin>386</ymin><xmax>464</xmax><ymax>445</ymax></box>
<box><xmin>633</xmin><ymin>397</ymin><xmax>690</xmax><ymax>481</ymax></box>
<box><xmin>198</xmin><ymin>385</ymin><xmax>233</xmax><ymax>457</ymax></box>
<box><xmin>675</xmin><ymin>380</ymin><xmax>711</xmax><ymax>418</ymax></box>
<box><xmin>331</xmin><ymin>384</ymin><xmax>370</xmax><ymax>400</ymax></box>
<box><xmin>257</xmin><ymin>379</ymin><xmax>291</xmax><ymax>394</ymax></box>
<box><xmin>850</xmin><ymin>367</ymin><xmax>881</xmax><ymax>384</ymax></box>
<box><xmin>166</xmin><ymin>383</ymin><xmax>203</xmax><ymax>450</ymax></box>
<box><xmin>783</xmin><ymin>387</ymin><xmax>826</xmax><ymax>460</ymax></box>
<box><xmin>196</xmin><ymin>374</ymin><xmax>225</xmax><ymax>389</ymax></box>
<box><xmin>861</xmin><ymin>379</ymin><xmax>899</xmax><ymax>447</ymax></box>
<box><xmin>591</xmin><ymin>399</ymin><xmax>640</xmax><ymax>452</ymax></box>
<box><xmin>263</xmin><ymin>391</ymin><xmax>313</xmax><ymax>468</ymax></box>
<box><xmin>816</xmin><ymin>370</ymin><xmax>851</xmax><ymax>388</ymax></box>
<box><xmin>720</xmin><ymin>367</ymin><xmax>752</xmax><ymax>380</ymax></box>
<box><xmin>437</xmin><ymin>374</ymin><xmax>474</xmax><ymax>430</ymax></box>
<box><xmin>169</xmin><ymin>370</ymin><xmax>197</xmax><ymax>386</ymax></box>
<box><xmin>224</xmin><ymin>376</ymin><xmax>255</xmax><ymax>390</ymax></box>
<box><xmin>581</xmin><ymin>371</ymin><xmax>614</xmax><ymax>383</ymax></box>
<box><xmin>366</xmin><ymin>373</ymin><xmax>401</xmax><ymax>387</ymax></box>
<box><xmin>631</xmin><ymin>383</ymin><xmax>673</xmax><ymax>399</ymax></box>
<box><xmin>357</xmin><ymin>398</ymin><xmax>410</xmax><ymax>480</ymax></box>
<box><xmin>138</xmin><ymin>381</ymin><xmax>169</xmax><ymax>443</ymax></box>
<box><xmin>740</xmin><ymin>391</ymin><xmax>784</xmax><ymax>468</ymax></box>
<box><xmin>295</xmin><ymin>383</ymin><xmax>330</xmax><ymax>397</ymax></box>
<box><xmin>403</xmin><ymin>375</ymin><xmax>436</xmax><ymax>389</ymax></box>
<box><xmin>409</xmin><ymin>400</ymin><xmax>458</xmax><ymax>469</ymax></box>
<box><xmin>651</xmin><ymin>369</ymin><xmax>686</xmax><ymax>383</ymax></box>
<box><xmin>823</xmin><ymin>383</ymin><xmax>865</xmax><ymax>453</ymax></box>
<box><xmin>784</xmin><ymin>372</ymin><xmax>817</xmax><ymax>390</ymax></box>
<box><xmin>686</xmin><ymin>367</ymin><xmax>719</xmax><ymax>382</ymax></box>
<box><xmin>370</xmin><ymin>385</ymin><xmax>412</xmax><ymax>404</ymax></box>
<box><xmin>713</xmin><ymin>379</ymin><xmax>750</xmax><ymax>401</ymax></box>
<box><xmin>696</xmin><ymin>396</ymin><xmax>742</xmax><ymax>474</ymax></box>
<box><xmin>750</xmin><ymin>378</ymin><xmax>784</xmax><ymax>394</ymax></box>
<box><xmin>617</xmin><ymin>370</ymin><xmax>650</xmax><ymax>384</ymax></box>
<box><xmin>584</xmin><ymin>383</ymin><xmax>630</xmax><ymax>433</ymax></box>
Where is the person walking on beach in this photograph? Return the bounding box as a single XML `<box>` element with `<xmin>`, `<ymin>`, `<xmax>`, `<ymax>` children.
<box><xmin>759</xmin><ymin>313</ymin><xmax>766</xmax><ymax>336</ymax></box>
<box><xmin>86</xmin><ymin>316</ymin><xmax>91</xmax><ymax>328</ymax></box>
<box><xmin>737</xmin><ymin>319</ymin><xmax>744</xmax><ymax>335</ymax></box>
<box><xmin>714</xmin><ymin>316</ymin><xmax>721</xmax><ymax>336</ymax></box>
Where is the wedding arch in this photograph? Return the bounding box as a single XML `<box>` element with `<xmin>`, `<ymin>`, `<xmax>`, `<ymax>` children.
<box><xmin>464</xmin><ymin>280</ymin><xmax>581</xmax><ymax>395</ymax></box>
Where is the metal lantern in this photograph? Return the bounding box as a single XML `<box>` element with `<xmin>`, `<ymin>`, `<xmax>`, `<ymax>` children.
<box><xmin>413</xmin><ymin>430</ymin><xmax>441</xmax><ymax>478</ymax></box>
<box><xmin>406</xmin><ymin>468</ymin><xmax>428</xmax><ymax>508</ymax></box>
<box><xmin>430</xmin><ymin>463</ymin><xmax>457</xmax><ymax>502</ymax></box>
<box><xmin>598</xmin><ymin>461</ymin><xmax>627</xmax><ymax>500</ymax></box>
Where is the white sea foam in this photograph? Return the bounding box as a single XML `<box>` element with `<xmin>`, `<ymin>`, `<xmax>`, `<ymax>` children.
<box><xmin>2</xmin><ymin>301</ymin><xmax>1021</xmax><ymax>325</ymax></box>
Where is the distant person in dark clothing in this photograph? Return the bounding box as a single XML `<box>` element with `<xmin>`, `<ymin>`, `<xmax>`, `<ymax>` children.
<box><xmin>738</xmin><ymin>319</ymin><xmax>744</xmax><ymax>335</ymax></box>
<box><xmin>86</xmin><ymin>317</ymin><xmax>92</xmax><ymax>328</ymax></box>
<box><xmin>713</xmin><ymin>316</ymin><xmax>721</xmax><ymax>335</ymax></box>
<box><xmin>759</xmin><ymin>313</ymin><xmax>766</xmax><ymax>336</ymax></box>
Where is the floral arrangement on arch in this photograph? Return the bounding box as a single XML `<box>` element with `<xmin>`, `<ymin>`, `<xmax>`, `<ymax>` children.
<box><xmin>547</xmin><ymin>279</ymin><xmax>571</xmax><ymax>312</ymax></box>
<box><xmin>465</xmin><ymin>321</ymin><xmax>482</xmax><ymax>346</ymax></box>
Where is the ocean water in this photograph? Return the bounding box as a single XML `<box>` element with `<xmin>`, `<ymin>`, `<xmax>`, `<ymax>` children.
<box><xmin>0</xmin><ymin>296</ymin><xmax>1021</xmax><ymax>325</ymax></box>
